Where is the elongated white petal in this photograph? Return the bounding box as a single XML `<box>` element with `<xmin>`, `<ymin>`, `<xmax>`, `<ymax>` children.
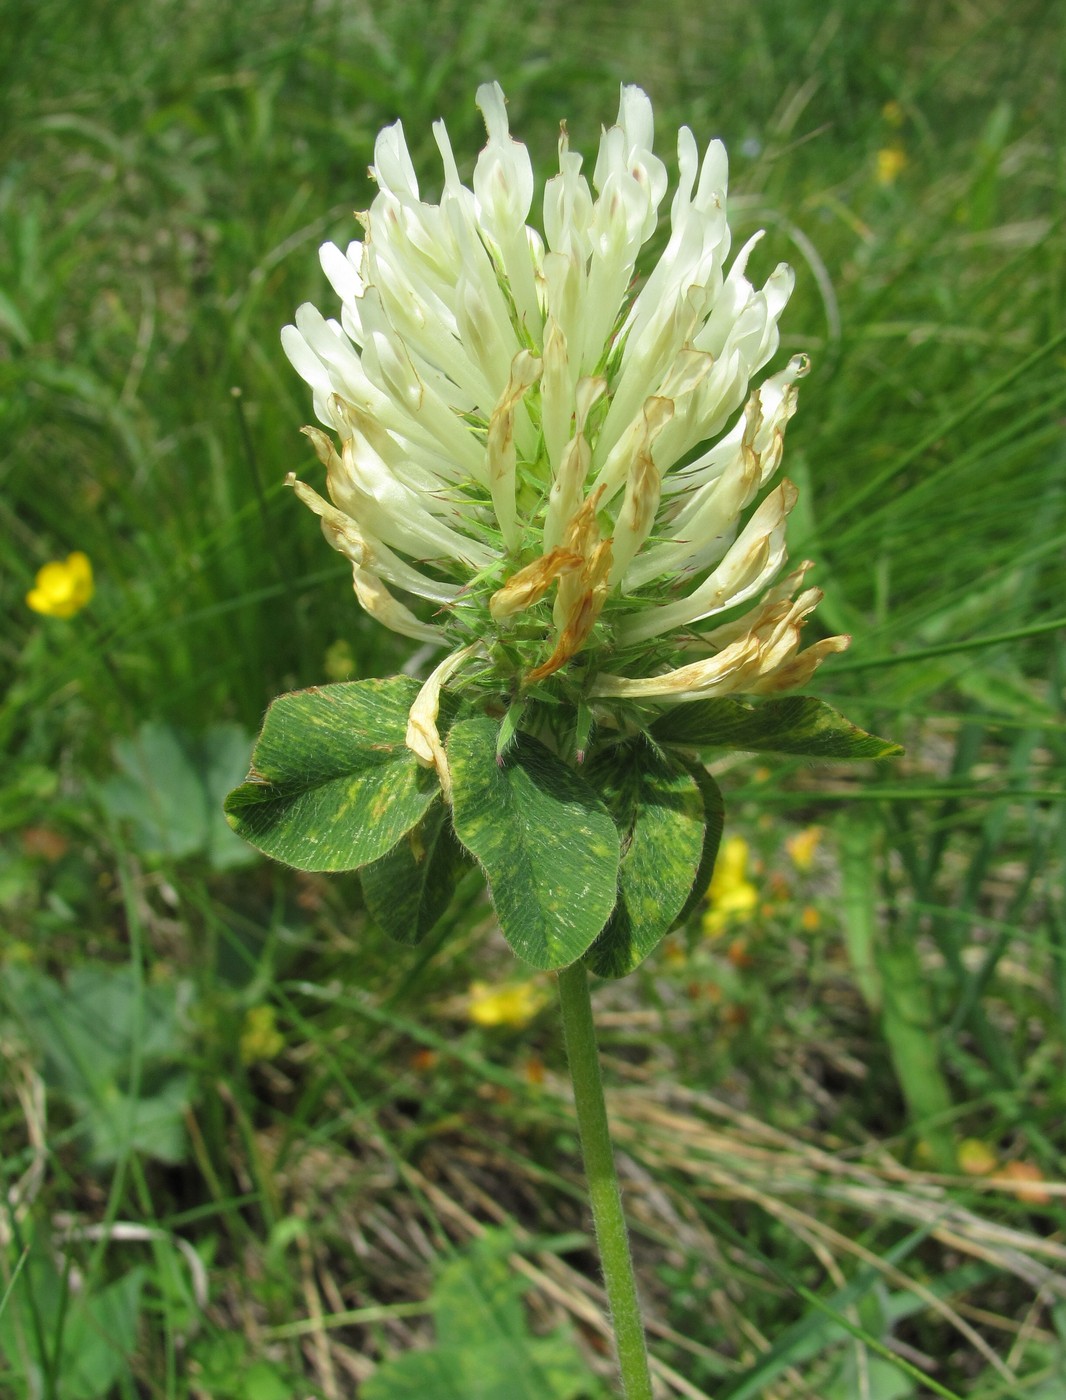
<box><xmin>288</xmin><ymin>470</ymin><xmax>459</xmax><ymax>604</ymax></box>
<box><xmin>475</xmin><ymin>82</ymin><xmax>534</xmax><ymax>232</ymax></box>
<box><xmin>621</xmin><ymin>480</ymin><xmax>797</xmax><ymax>644</ymax></box>
<box><xmin>292</xmin><ymin>303</ymin><xmax>387</xmax><ymax>418</ymax></box>
<box><xmin>319</xmin><ymin>240</ymin><xmax>366</xmax><ymax>308</ymax></box>
<box><xmin>748</xmin><ymin>633</ymin><xmax>850</xmax><ymax>693</ymax></box>
<box><xmin>590</xmin><ymin>632</ymin><xmax>760</xmax><ymax>700</ymax></box>
<box><xmin>594</xmin><ymin>568</ymin><xmax>849</xmax><ymax>703</ymax></box>
<box><xmin>474</xmin><ymin>82</ymin><xmax>542</xmax><ymax>338</ymax></box>
<box><xmin>542</xmin><ymin>375</ymin><xmax>607</xmax><ymax>551</ymax></box>
<box><xmin>371</xmin><ymin>120</ymin><xmax>420</xmax><ymax>198</ymax></box>
<box><xmin>351</xmin><ymin>564</ymin><xmax>444</xmax><ymax>643</ymax></box>
<box><xmin>544</xmin><ymin>131</ymin><xmax>593</xmax><ymax>258</ymax></box>
<box><xmin>406</xmin><ymin>642</ymin><xmax>481</xmax><ymax>798</ymax></box>
<box><xmin>348</xmin><ymin>443</ymin><xmax>491</xmax><ymax>570</ymax></box>
<box><xmin>540</xmin><ymin>317</ymin><xmax>572</xmax><ymax>476</ymax></box>
<box><xmin>607</xmin><ymin>397</ymin><xmax>673</xmax><ymax>585</ymax></box>
<box><xmin>486</xmin><ymin>350</ymin><xmax>542</xmax><ymax>552</ymax></box>
<box><xmin>625</xmin><ymin>356</ymin><xmax>804</xmax><ymax>588</ymax></box>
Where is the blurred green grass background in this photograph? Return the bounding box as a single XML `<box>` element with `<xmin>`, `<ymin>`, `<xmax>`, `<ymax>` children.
<box><xmin>2</xmin><ymin>0</ymin><xmax>1065</xmax><ymax>1396</ymax></box>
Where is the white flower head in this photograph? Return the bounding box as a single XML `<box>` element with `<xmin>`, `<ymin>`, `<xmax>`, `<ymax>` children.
<box><xmin>283</xmin><ymin>84</ymin><xmax>848</xmax><ymax>748</ymax></box>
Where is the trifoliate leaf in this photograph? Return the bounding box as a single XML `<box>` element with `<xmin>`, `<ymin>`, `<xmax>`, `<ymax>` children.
<box><xmin>362</xmin><ymin>1240</ymin><xmax>594</xmax><ymax>1400</ymax></box>
<box><xmin>101</xmin><ymin>720</ymin><xmax>258</xmax><ymax>869</ymax></box>
<box><xmin>651</xmin><ymin>695</ymin><xmax>902</xmax><ymax>759</ymax></box>
<box><xmin>583</xmin><ymin>739</ymin><xmax>705</xmax><ymax>978</ymax></box>
<box><xmin>360</xmin><ymin>801</ymin><xmax>468</xmax><ymax>945</ymax></box>
<box><xmin>447</xmin><ymin>716</ymin><xmax>620</xmax><ymax>970</ymax></box>
<box><xmin>224</xmin><ymin>678</ymin><xmax>438</xmax><ymax>871</ymax></box>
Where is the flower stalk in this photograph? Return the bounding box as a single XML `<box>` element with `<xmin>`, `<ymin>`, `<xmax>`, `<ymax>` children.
<box><xmin>557</xmin><ymin>962</ymin><xmax>653</xmax><ymax>1400</ymax></box>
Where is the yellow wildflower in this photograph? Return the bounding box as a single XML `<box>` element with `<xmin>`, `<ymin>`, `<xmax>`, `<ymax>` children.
<box><xmin>958</xmin><ymin>1138</ymin><xmax>998</xmax><ymax>1177</ymax></box>
<box><xmin>467</xmin><ymin>979</ymin><xmax>549</xmax><ymax>1029</ymax></box>
<box><xmin>702</xmin><ymin>836</ymin><xmax>758</xmax><ymax>936</ymax></box>
<box><xmin>26</xmin><ymin>552</ymin><xmax>94</xmax><ymax>618</ymax></box>
<box><xmin>323</xmin><ymin>639</ymin><xmax>357</xmax><ymax>681</ymax></box>
<box><xmin>800</xmin><ymin>905</ymin><xmax>821</xmax><ymax>933</ymax></box>
<box><xmin>876</xmin><ymin>147</ymin><xmax>907</xmax><ymax>186</ymax></box>
<box><xmin>240</xmin><ymin>1004</ymin><xmax>285</xmax><ymax>1065</ymax></box>
<box><xmin>785</xmin><ymin>825</ymin><xmax>822</xmax><ymax>872</ymax></box>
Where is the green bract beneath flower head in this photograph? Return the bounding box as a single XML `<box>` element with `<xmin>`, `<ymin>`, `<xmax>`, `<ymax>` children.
<box><xmin>283</xmin><ymin>83</ymin><xmax>849</xmax><ymax>723</ymax></box>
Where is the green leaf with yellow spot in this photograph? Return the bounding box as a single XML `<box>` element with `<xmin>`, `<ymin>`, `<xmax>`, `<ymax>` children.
<box><xmin>447</xmin><ymin>716</ymin><xmax>620</xmax><ymax>970</ymax></box>
<box><xmin>360</xmin><ymin>801</ymin><xmax>469</xmax><ymax>945</ymax></box>
<box><xmin>224</xmin><ymin>678</ymin><xmax>438</xmax><ymax>872</ymax></box>
<box><xmin>582</xmin><ymin>739</ymin><xmax>706</xmax><ymax>979</ymax></box>
<box><xmin>650</xmin><ymin>695</ymin><xmax>903</xmax><ymax>759</ymax></box>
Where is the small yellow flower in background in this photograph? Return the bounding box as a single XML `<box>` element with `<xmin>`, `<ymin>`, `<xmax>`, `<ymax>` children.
<box><xmin>876</xmin><ymin>147</ymin><xmax>907</xmax><ymax>186</ymax></box>
<box><xmin>467</xmin><ymin>979</ymin><xmax>549</xmax><ymax>1028</ymax></box>
<box><xmin>26</xmin><ymin>552</ymin><xmax>94</xmax><ymax>618</ymax></box>
<box><xmin>786</xmin><ymin>825</ymin><xmax>822</xmax><ymax>873</ymax></box>
<box><xmin>323</xmin><ymin>638</ymin><xmax>357</xmax><ymax>681</ymax></box>
<box><xmin>800</xmin><ymin>905</ymin><xmax>821</xmax><ymax>933</ymax></box>
<box><xmin>240</xmin><ymin>1004</ymin><xmax>285</xmax><ymax>1065</ymax></box>
<box><xmin>958</xmin><ymin>1138</ymin><xmax>999</xmax><ymax>1177</ymax></box>
<box><xmin>881</xmin><ymin>99</ymin><xmax>905</xmax><ymax>128</ymax></box>
<box><xmin>702</xmin><ymin>836</ymin><xmax>759</xmax><ymax>936</ymax></box>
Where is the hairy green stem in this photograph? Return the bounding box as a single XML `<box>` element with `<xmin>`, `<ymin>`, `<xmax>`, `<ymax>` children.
<box><xmin>557</xmin><ymin>961</ymin><xmax>653</xmax><ymax>1399</ymax></box>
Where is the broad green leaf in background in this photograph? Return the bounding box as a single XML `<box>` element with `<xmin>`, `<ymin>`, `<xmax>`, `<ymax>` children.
<box><xmin>650</xmin><ymin>696</ymin><xmax>902</xmax><ymax>759</ymax></box>
<box><xmin>824</xmin><ymin>1354</ymin><xmax>916</xmax><ymax>1400</ymax></box>
<box><xmin>583</xmin><ymin>740</ymin><xmax>705</xmax><ymax>979</ymax></box>
<box><xmin>0</xmin><ymin>1243</ymin><xmax>145</xmax><ymax>1400</ymax></box>
<box><xmin>2</xmin><ymin>965</ymin><xmax>191</xmax><ymax>1166</ymax></box>
<box><xmin>225</xmin><ymin>678</ymin><xmax>439</xmax><ymax>871</ymax></box>
<box><xmin>78</xmin><ymin>1075</ymin><xmax>191</xmax><ymax>1168</ymax></box>
<box><xmin>0</xmin><ymin>763</ymin><xmax>59</xmax><ymax>837</ymax></box>
<box><xmin>1027</xmin><ymin>1302</ymin><xmax>1066</xmax><ymax>1397</ymax></box>
<box><xmin>447</xmin><ymin>716</ymin><xmax>620</xmax><ymax>970</ymax></box>
<box><xmin>101</xmin><ymin>720</ymin><xmax>258</xmax><ymax>869</ymax></box>
<box><xmin>187</xmin><ymin>1333</ymin><xmax>295</xmax><ymax>1400</ymax></box>
<box><xmin>360</xmin><ymin>801</ymin><xmax>469</xmax><ymax>946</ymax></box>
<box><xmin>362</xmin><ymin>1239</ymin><xmax>597</xmax><ymax>1400</ymax></box>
